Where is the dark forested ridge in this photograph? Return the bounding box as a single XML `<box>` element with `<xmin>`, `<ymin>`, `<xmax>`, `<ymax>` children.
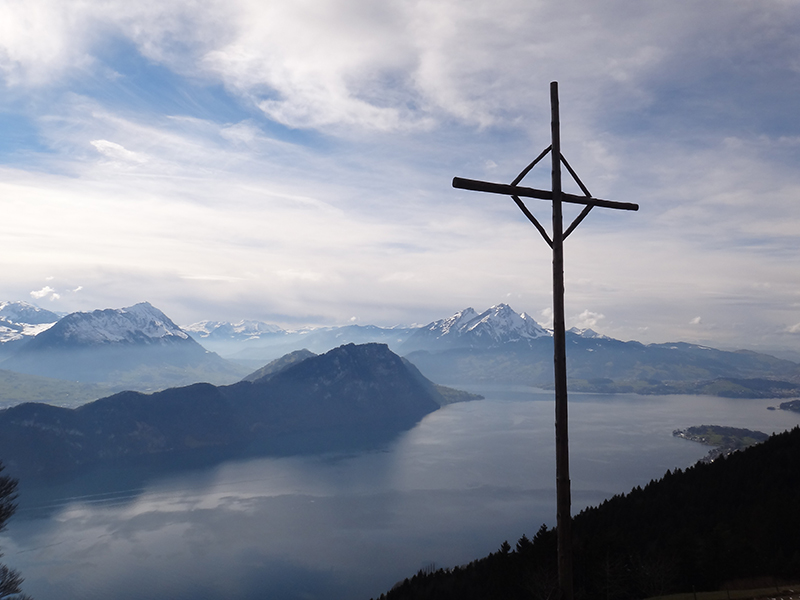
<box><xmin>377</xmin><ymin>426</ymin><xmax>800</xmax><ymax>600</ymax></box>
<box><xmin>0</xmin><ymin>344</ymin><xmax>475</xmax><ymax>478</ymax></box>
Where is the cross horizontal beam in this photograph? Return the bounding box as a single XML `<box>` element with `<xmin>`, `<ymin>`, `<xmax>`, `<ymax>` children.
<box><xmin>452</xmin><ymin>176</ymin><xmax>639</xmax><ymax>212</ymax></box>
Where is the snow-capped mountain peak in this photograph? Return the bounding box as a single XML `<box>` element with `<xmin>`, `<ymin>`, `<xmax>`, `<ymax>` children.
<box><xmin>47</xmin><ymin>302</ymin><xmax>190</xmax><ymax>345</ymax></box>
<box><xmin>431</xmin><ymin>307</ymin><xmax>479</xmax><ymax>336</ymax></box>
<box><xmin>0</xmin><ymin>300</ymin><xmax>61</xmax><ymax>325</ymax></box>
<box><xmin>0</xmin><ymin>301</ymin><xmax>61</xmax><ymax>344</ymax></box>
<box><xmin>568</xmin><ymin>327</ymin><xmax>610</xmax><ymax>340</ymax></box>
<box><xmin>464</xmin><ymin>304</ymin><xmax>549</xmax><ymax>343</ymax></box>
<box><xmin>405</xmin><ymin>303</ymin><xmax>550</xmax><ymax>351</ymax></box>
<box><xmin>185</xmin><ymin>319</ymin><xmax>286</xmax><ymax>340</ymax></box>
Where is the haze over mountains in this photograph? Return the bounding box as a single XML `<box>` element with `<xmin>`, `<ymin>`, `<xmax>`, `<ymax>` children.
<box><xmin>184</xmin><ymin>304</ymin><xmax>551</xmax><ymax>360</ymax></box>
<box><xmin>1</xmin><ymin>300</ymin><xmax>799</xmax><ymax>600</ymax></box>
<box><xmin>0</xmin><ymin>302</ymin><xmax>248</xmax><ymax>394</ymax></box>
<box><xmin>1</xmin><ymin>300</ymin><xmax>800</xmax><ymax>404</ymax></box>
<box><xmin>185</xmin><ymin>318</ymin><xmax>417</xmax><ymax>363</ymax></box>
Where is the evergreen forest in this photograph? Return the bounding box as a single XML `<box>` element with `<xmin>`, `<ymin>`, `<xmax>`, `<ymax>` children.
<box><xmin>376</xmin><ymin>426</ymin><xmax>800</xmax><ymax>600</ymax></box>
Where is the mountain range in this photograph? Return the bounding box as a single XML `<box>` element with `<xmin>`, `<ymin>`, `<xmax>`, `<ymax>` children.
<box><xmin>400</xmin><ymin>306</ymin><xmax>800</xmax><ymax>394</ymax></box>
<box><xmin>400</xmin><ymin>304</ymin><xmax>549</xmax><ymax>352</ymax></box>
<box><xmin>0</xmin><ymin>302</ymin><xmax>248</xmax><ymax>394</ymax></box>
<box><xmin>0</xmin><ymin>343</ymin><xmax>478</xmax><ymax>478</ymax></box>
<box><xmin>183</xmin><ymin>304</ymin><xmax>552</xmax><ymax>360</ymax></box>
<box><xmin>1</xmin><ymin>300</ymin><xmax>799</xmax><ymax>402</ymax></box>
<box><xmin>185</xmin><ymin>319</ymin><xmax>418</xmax><ymax>363</ymax></box>
<box><xmin>405</xmin><ymin>330</ymin><xmax>800</xmax><ymax>394</ymax></box>
<box><xmin>0</xmin><ymin>301</ymin><xmax>60</xmax><ymax>359</ymax></box>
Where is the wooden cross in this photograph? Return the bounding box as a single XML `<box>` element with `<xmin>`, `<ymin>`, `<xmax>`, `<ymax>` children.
<box><xmin>452</xmin><ymin>81</ymin><xmax>638</xmax><ymax>600</ymax></box>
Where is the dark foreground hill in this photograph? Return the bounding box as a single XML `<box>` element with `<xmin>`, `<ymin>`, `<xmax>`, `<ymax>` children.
<box><xmin>378</xmin><ymin>426</ymin><xmax>800</xmax><ymax>600</ymax></box>
<box><xmin>0</xmin><ymin>343</ymin><xmax>476</xmax><ymax>479</ymax></box>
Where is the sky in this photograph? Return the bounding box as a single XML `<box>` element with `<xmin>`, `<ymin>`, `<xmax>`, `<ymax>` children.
<box><xmin>0</xmin><ymin>0</ymin><xmax>799</xmax><ymax>353</ymax></box>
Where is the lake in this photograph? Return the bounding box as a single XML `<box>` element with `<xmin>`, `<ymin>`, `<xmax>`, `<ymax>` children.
<box><xmin>3</xmin><ymin>387</ymin><xmax>800</xmax><ymax>600</ymax></box>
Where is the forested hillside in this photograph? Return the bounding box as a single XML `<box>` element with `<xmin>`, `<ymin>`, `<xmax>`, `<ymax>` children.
<box><xmin>0</xmin><ymin>344</ymin><xmax>475</xmax><ymax>478</ymax></box>
<box><xmin>377</xmin><ymin>426</ymin><xmax>800</xmax><ymax>600</ymax></box>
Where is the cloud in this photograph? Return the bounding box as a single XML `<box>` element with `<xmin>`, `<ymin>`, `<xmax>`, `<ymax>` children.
<box><xmin>275</xmin><ymin>270</ymin><xmax>324</xmax><ymax>283</ymax></box>
<box><xmin>179</xmin><ymin>275</ymin><xmax>244</xmax><ymax>283</ymax></box>
<box><xmin>91</xmin><ymin>140</ymin><xmax>149</xmax><ymax>164</ymax></box>
<box><xmin>4</xmin><ymin>0</ymin><xmax>793</xmax><ymax>134</ymax></box>
<box><xmin>574</xmin><ymin>310</ymin><xmax>605</xmax><ymax>330</ymax></box>
<box><xmin>690</xmin><ymin>316</ymin><xmax>702</xmax><ymax>325</ymax></box>
<box><xmin>219</xmin><ymin>121</ymin><xmax>261</xmax><ymax>146</ymax></box>
<box><xmin>0</xmin><ymin>0</ymin><xmax>93</xmax><ymax>86</ymax></box>
<box><xmin>0</xmin><ymin>0</ymin><xmax>798</xmax><ymax>349</ymax></box>
<box><xmin>200</xmin><ymin>1</ymin><xmax>426</xmax><ymax>131</ymax></box>
<box><xmin>30</xmin><ymin>286</ymin><xmax>57</xmax><ymax>300</ymax></box>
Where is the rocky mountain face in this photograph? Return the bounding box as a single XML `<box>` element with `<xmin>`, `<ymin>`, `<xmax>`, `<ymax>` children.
<box><xmin>0</xmin><ymin>302</ymin><xmax>247</xmax><ymax>390</ymax></box>
<box><xmin>0</xmin><ymin>343</ymin><xmax>455</xmax><ymax>477</ymax></box>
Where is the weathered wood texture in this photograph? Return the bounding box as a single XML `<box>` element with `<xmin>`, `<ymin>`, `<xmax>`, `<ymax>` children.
<box><xmin>451</xmin><ymin>177</ymin><xmax>638</xmax><ymax>211</ymax></box>
<box><xmin>550</xmin><ymin>81</ymin><xmax>573</xmax><ymax>600</ymax></box>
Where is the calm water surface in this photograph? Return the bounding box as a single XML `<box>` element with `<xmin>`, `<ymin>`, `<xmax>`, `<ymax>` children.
<box><xmin>3</xmin><ymin>388</ymin><xmax>800</xmax><ymax>600</ymax></box>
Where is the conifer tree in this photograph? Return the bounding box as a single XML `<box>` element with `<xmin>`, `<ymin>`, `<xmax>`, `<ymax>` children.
<box><xmin>0</xmin><ymin>463</ymin><xmax>31</xmax><ymax>600</ymax></box>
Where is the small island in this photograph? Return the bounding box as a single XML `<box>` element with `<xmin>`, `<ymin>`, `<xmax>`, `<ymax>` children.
<box><xmin>673</xmin><ymin>425</ymin><xmax>769</xmax><ymax>463</ymax></box>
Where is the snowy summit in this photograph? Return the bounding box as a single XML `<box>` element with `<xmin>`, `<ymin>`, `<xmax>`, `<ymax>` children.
<box><xmin>185</xmin><ymin>320</ymin><xmax>286</xmax><ymax>341</ymax></box>
<box><xmin>403</xmin><ymin>304</ymin><xmax>550</xmax><ymax>351</ymax></box>
<box><xmin>39</xmin><ymin>302</ymin><xmax>190</xmax><ymax>346</ymax></box>
<box><xmin>0</xmin><ymin>301</ymin><xmax>60</xmax><ymax>345</ymax></box>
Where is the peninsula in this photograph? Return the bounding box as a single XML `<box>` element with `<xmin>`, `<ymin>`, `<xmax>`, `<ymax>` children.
<box><xmin>673</xmin><ymin>425</ymin><xmax>768</xmax><ymax>462</ymax></box>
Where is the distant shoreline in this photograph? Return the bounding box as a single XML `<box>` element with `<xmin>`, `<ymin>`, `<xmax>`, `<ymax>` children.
<box><xmin>564</xmin><ymin>377</ymin><xmax>800</xmax><ymax>399</ymax></box>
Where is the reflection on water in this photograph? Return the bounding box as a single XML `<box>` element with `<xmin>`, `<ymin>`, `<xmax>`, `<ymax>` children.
<box><xmin>3</xmin><ymin>389</ymin><xmax>800</xmax><ymax>600</ymax></box>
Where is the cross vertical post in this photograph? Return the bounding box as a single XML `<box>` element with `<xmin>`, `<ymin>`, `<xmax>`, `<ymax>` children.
<box><xmin>550</xmin><ymin>81</ymin><xmax>573</xmax><ymax>600</ymax></box>
<box><xmin>452</xmin><ymin>81</ymin><xmax>637</xmax><ymax>600</ymax></box>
